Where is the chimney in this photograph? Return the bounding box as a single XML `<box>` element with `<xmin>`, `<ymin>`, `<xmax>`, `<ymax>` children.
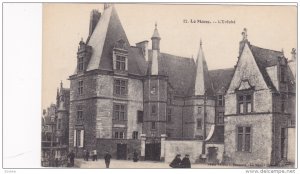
<box><xmin>291</xmin><ymin>48</ymin><xmax>296</xmax><ymax>60</ymax></box>
<box><xmin>88</xmin><ymin>10</ymin><xmax>101</xmax><ymax>37</ymax></box>
<box><xmin>136</xmin><ymin>41</ymin><xmax>149</xmax><ymax>61</ymax></box>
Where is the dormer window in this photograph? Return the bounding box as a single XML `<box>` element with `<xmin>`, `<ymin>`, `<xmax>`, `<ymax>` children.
<box><xmin>116</xmin><ymin>55</ymin><xmax>126</xmax><ymax>71</ymax></box>
<box><xmin>78</xmin><ymin>57</ymin><xmax>84</xmax><ymax>71</ymax></box>
<box><xmin>217</xmin><ymin>95</ymin><xmax>224</xmax><ymax>106</ymax></box>
<box><xmin>113</xmin><ymin>39</ymin><xmax>128</xmax><ymax>73</ymax></box>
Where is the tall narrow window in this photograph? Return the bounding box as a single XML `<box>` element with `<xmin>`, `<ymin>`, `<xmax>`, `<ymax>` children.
<box><xmin>167</xmin><ymin>108</ymin><xmax>172</xmax><ymax>122</ymax></box>
<box><xmin>77</xmin><ymin>106</ymin><xmax>83</xmax><ymax>122</ymax></box>
<box><xmin>281</xmin><ymin>94</ymin><xmax>286</xmax><ymax>113</ymax></box>
<box><xmin>119</xmin><ymin>132</ymin><xmax>124</xmax><ymax>139</ymax></box>
<box><xmin>137</xmin><ymin>111</ymin><xmax>143</xmax><ymax>123</ymax></box>
<box><xmin>78</xmin><ymin>81</ymin><xmax>83</xmax><ymax>95</ymax></box>
<box><xmin>114</xmin><ymin>132</ymin><xmax>119</xmax><ymax>139</ymax></box>
<box><xmin>114</xmin><ymin>104</ymin><xmax>127</xmax><ymax>121</ymax></box>
<box><xmin>57</xmin><ymin>119</ymin><xmax>62</xmax><ymax>130</ymax></box>
<box><xmin>237</xmin><ymin>94</ymin><xmax>253</xmax><ymax>114</ymax></box>
<box><xmin>116</xmin><ymin>55</ymin><xmax>126</xmax><ymax>71</ymax></box>
<box><xmin>198</xmin><ymin>107</ymin><xmax>202</xmax><ymax>114</ymax></box>
<box><xmin>151</xmin><ymin>105</ymin><xmax>157</xmax><ymax>114</ymax></box>
<box><xmin>217</xmin><ymin>95</ymin><xmax>224</xmax><ymax>106</ymax></box>
<box><xmin>216</xmin><ymin>112</ymin><xmax>224</xmax><ymax>125</ymax></box>
<box><xmin>151</xmin><ymin>122</ymin><xmax>156</xmax><ymax>129</ymax></box>
<box><xmin>114</xmin><ymin>79</ymin><xmax>127</xmax><ymax>96</ymax></box>
<box><xmin>132</xmin><ymin>131</ymin><xmax>138</xmax><ymax>139</ymax></box>
<box><xmin>237</xmin><ymin>126</ymin><xmax>251</xmax><ymax>152</ymax></box>
<box><xmin>78</xmin><ymin>57</ymin><xmax>84</xmax><ymax>71</ymax></box>
<box><xmin>197</xmin><ymin>119</ymin><xmax>202</xmax><ymax>129</ymax></box>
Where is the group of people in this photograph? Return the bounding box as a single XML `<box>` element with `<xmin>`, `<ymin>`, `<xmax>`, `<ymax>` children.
<box><xmin>169</xmin><ymin>154</ymin><xmax>191</xmax><ymax>168</ymax></box>
<box><xmin>66</xmin><ymin>149</ymin><xmax>139</xmax><ymax>168</ymax></box>
<box><xmin>83</xmin><ymin>149</ymin><xmax>98</xmax><ymax>161</ymax></box>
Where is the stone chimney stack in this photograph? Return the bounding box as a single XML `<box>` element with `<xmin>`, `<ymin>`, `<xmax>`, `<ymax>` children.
<box><xmin>136</xmin><ymin>41</ymin><xmax>149</xmax><ymax>61</ymax></box>
<box><xmin>291</xmin><ymin>48</ymin><xmax>296</xmax><ymax>60</ymax></box>
<box><xmin>88</xmin><ymin>10</ymin><xmax>101</xmax><ymax>38</ymax></box>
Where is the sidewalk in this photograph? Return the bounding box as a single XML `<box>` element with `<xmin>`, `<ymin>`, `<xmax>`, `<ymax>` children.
<box><xmin>74</xmin><ymin>158</ymin><xmax>241</xmax><ymax>169</ymax></box>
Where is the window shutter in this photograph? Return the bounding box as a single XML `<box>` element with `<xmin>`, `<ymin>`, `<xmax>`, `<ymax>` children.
<box><xmin>74</xmin><ymin>130</ymin><xmax>77</xmax><ymax>147</ymax></box>
<box><xmin>80</xmin><ymin>130</ymin><xmax>84</xmax><ymax>147</ymax></box>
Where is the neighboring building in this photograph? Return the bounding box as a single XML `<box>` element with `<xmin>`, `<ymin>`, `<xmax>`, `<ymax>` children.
<box><xmin>41</xmin><ymin>82</ymin><xmax>70</xmax><ymax>167</ymax></box>
<box><xmin>224</xmin><ymin>29</ymin><xmax>296</xmax><ymax>166</ymax></box>
<box><xmin>63</xmin><ymin>4</ymin><xmax>296</xmax><ymax>166</ymax></box>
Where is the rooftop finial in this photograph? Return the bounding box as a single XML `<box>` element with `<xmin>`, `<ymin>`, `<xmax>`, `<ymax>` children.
<box><xmin>155</xmin><ymin>22</ymin><xmax>157</xmax><ymax>29</ymax></box>
<box><xmin>200</xmin><ymin>39</ymin><xmax>202</xmax><ymax>48</ymax></box>
<box><xmin>242</xmin><ymin>28</ymin><xmax>248</xmax><ymax>40</ymax></box>
<box><xmin>104</xmin><ymin>3</ymin><xmax>112</xmax><ymax>10</ymax></box>
<box><xmin>60</xmin><ymin>80</ymin><xmax>63</xmax><ymax>89</ymax></box>
<box><xmin>291</xmin><ymin>48</ymin><xmax>296</xmax><ymax>60</ymax></box>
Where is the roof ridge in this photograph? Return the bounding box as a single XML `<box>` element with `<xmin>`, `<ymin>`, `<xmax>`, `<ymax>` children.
<box><xmin>250</xmin><ymin>44</ymin><xmax>283</xmax><ymax>54</ymax></box>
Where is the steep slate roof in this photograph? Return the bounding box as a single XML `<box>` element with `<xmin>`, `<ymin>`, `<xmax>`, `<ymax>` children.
<box><xmin>209</xmin><ymin>68</ymin><xmax>235</xmax><ymax>94</ymax></box>
<box><xmin>249</xmin><ymin>44</ymin><xmax>283</xmax><ymax>91</ymax></box>
<box><xmin>86</xmin><ymin>5</ymin><xmax>147</xmax><ymax>76</ymax></box>
<box><xmin>155</xmin><ymin>51</ymin><xmax>196</xmax><ymax>96</ymax></box>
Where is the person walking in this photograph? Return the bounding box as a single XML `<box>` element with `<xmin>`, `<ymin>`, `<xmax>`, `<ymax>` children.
<box><xmin>67</xmin><ymin>150</ymin><xmax>75</xmax><ymax>167</ymax></box>
<box><xmin>169</xmin><ymin>154</ymin><xmax>182</xmax><ymax>168</ymax></box>
<box><xmin>133</xmin><ymin>150</ymin><xmax>139</xmax><ymax>162</ymax></box>
<box><xmin>104</xmin><ymin>151</ymin><xmax>112</xmax><ymax>168</ymax></box>
<box><xmin>85</xmin><ymin>150</ymin><xmax>89</xmax><ymax>161</ymax></box>
<box><xmin>180</xmin><ymin>154</ymin><xmax>191</xmax><ymax>168</ymax></box>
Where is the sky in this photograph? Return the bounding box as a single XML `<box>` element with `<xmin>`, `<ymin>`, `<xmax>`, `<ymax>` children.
<box><xmin>42</xmin><ymin>3</ymin><xmax>297</xmax><ymax>110</ymax></box>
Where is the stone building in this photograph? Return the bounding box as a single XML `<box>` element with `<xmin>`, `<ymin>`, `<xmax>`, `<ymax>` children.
<box><xmin>41</xmin><ymin>82</ymin><xmax>70</xmax><ymax>166</ymax></box>
<box><xmin>67</xmin><ymin>4</ymin><xmax>296</xmax><ymax>166</ymax></box>
<box><xmin>224</xmin><ymin>29</ymin><xmax>296</xmax><ymax>166</ymax></box>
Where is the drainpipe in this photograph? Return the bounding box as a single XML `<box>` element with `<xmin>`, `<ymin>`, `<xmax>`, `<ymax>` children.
<box><xmin>202</xmin><ymin>90</ymin><xmax>207</xmax><ymax>155</ymax></box>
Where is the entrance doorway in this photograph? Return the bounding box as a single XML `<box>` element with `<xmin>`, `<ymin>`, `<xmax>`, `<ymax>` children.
<box><xmin>145</xmin><ymin>142</ymin><xmax>161</xmax><ymax>161</ymax></box>
<box><xmin>117</xmin><ymin>144</ymin><xmax>127</xmax><ymax>160</ymax></box>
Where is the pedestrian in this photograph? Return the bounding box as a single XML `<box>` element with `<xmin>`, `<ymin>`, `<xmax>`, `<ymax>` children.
<box><xmin>83</xmin><ymin>149</ymin><xmax>87</xmax><ymax>161</ymax></box>
<box><xmin>133</xmin><ymin>150</ymin><xmax>139</xmax><ymax>162</ymax></box>
<box><xmin>85</xmin><ymin>149</ymin><xmax>89</xmax><ymax>161</ymax></box>
<box><xmin>92</xmin><ymin>149</ymin><xmax>98</xmax><ymax>161</ymax></box>
<box><xmin>67</xmin><ymin>150</ymin><xmax>75</xmax><ymax>167</ymax></box>
<box><xmin>104</xmin><ymin>151</ymin><xmax>112</xmax><ymax>168</ymax></box>
<box><xmin>169</xmin><ymin>154</ymin><xmax>182</xmax><ymax>168</ymax></box>
<box><xmin>180</xmin><ymin>154</ymin><xmax>191</xmax><ymax>168</ymax></box>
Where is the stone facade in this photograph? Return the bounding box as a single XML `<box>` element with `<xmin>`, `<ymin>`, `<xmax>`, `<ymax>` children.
<box><xmin>52</xmin><ymin>5</ymin><xmax>296</xmax><ymax>166</ymax></box>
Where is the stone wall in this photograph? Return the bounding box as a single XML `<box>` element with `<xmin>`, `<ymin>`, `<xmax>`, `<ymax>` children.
<box><xmin>163</xmin><ymin>140</ymin><xmax>203</xmax><ymax>163</ymax></box>
<box><xmin>224</xmin><ymin>114</ymin><xmax>273</xmax><ymax>166</ymax></box>
<box><xmin>96</xmin><ymin>139</ymin><xmax>141</xmax><ymax>160</ymax></box>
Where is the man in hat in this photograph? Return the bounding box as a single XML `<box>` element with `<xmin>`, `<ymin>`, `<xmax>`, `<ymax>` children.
<box><xmin>104</xmin><ymin>151</ymin><xmax>112</xmax><ymax>168</ymax></box>
<box><xmin>180</xmin><ymin>154</ymin><xmax>191</xmax><ymax>168</ymax></box>
<box><xmin>169</xmin><ymin>154</ymin><xmax>182</xmax><ymax>168</ymax></box>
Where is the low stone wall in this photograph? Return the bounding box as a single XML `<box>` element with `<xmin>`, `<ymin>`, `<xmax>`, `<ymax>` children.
<box><xmin>163</xmin><ymin>140</ymin><xmax>203</xmax><ymax>163</ymax></box>
<box><xmin>96</xmin><ymin>139</ymin><xmax>141</xmax><ymax>160</ymax></box>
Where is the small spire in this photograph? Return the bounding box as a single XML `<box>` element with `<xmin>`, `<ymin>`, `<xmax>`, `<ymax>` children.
<box><xmin>60</xmin><ymin>80</ymin><xmax>63</xmax><ymax>89</ymax></box>
<box><xmin>291</xmin><ymin>48</ymin><xmax>296</xmax><ymax>60</ymax></box>
<box><xmin>155</xmin><ymin>22</ymin><xmax>157</xmax><ymax>29</ymax></box>
<box><xmin>241</xmin><ymin>28</ymin><xmax>248</xmax><ymax>40</ymax></box>
<box><xmin>200</xmin><ymin>39</ymin><xmax>202</xmax><ymax>48</ymax></box>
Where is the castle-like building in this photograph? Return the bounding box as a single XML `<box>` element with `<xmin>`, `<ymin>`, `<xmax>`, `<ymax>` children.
<box><xmin>43</xmin><ymin>4</ymin><xmax>296</xmax><ymax>166</ymax></box>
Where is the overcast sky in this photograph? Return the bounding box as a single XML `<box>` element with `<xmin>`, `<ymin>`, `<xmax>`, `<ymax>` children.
<box><xmin>42</xmin><ymin>3</ymin><xmax>296</xmax><ymax>110</ymax></box>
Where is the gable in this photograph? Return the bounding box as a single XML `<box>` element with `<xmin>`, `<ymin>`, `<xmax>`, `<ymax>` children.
<box><xmin>227</xmin><ymin>44</ymin><xmax>270</xmax><ymax>94</ymax></box>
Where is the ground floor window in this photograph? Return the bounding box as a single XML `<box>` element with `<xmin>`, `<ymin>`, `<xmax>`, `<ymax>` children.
<box><xmin>237</xmin><ymin>126</ymin><xmax>251</xmax><ymax>152</ymax></box>
<box><xmin>74</xmin><ymin>129</ymin><xmax>84</xmax><ymax>147</ymax></box>
<box><xmin>132</xmin><ymin>131</ymin><xmax>138</xmax><ymax>139</ymax></box>
<box><xmin>114</xmin><ymin>131</ymin><xmax>126</xmax><ymax>139</ymax></box>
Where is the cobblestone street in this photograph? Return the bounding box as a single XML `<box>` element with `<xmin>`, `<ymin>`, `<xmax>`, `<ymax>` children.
<box><xmin>74</xmin><ymin>158</ymin><xmax>241</xmax><ymax>169</ymax></box>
